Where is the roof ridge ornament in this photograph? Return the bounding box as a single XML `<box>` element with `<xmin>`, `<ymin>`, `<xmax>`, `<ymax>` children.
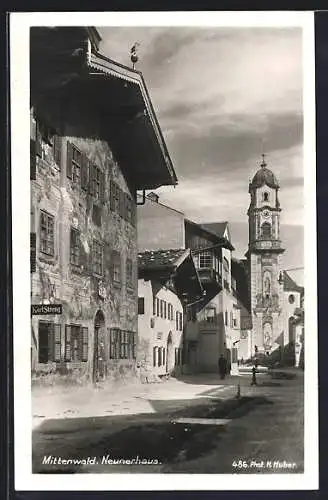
<box><xmin>130</xmin><ymin>42</ymin><xmax>140</xmax><ymax>70</ymax></box>
<box><xmin>261</xmin><ymin>153</ymin><xmax>267</xmax><ymax>168</ymax></box>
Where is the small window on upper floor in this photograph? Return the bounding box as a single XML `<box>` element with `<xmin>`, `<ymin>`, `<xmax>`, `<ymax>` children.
<box><xmin>263</xmin><ymin>192</ymin><xmax>269</xmax><ymax>202</ymax></box>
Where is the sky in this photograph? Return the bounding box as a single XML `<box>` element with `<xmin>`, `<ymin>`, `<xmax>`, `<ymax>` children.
<box><xmin>98</xmin><ymin>26</ymin><xmax>304</xmax><ymax>285</ymax></box>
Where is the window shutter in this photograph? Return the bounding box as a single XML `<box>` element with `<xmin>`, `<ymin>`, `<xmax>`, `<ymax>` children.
<box><xmin>118</xmin><ymin>188</ymin><xmax>124</xmax><ymax>218</ymax></box>
<box><xmin>30</xmin><ymin>232</ymin><xmax>36</xmax><ymax>273</ymax></box>
<box><xmin>53</xmin><ymin>135</ymin><xmax>62</xmax><ymax>169</ymax></box>
<box><xmin>110</xmin><ymin>181</ymin><xmax>115</xmax><ymax>211</ymax></box>
<box><xmin>30</xmin><ymin>139</ymin><xmax>36</xmax><ymax>180</ymax></box>
<box><xmin>100</xmin><ymin>170</ymin><xmax>105</xmax><ymax>204</ymax></box>
<box><xmin>81</xmin><ymin>154</ymin><xmax>89</xmax><ymax>191</ymax></box>
<box><xmin>131</xmin><ymin>201</ymin><xmax>136</xmax><ymax>227</ymax></box>
<box><xmin>48</xmin><ymin>323</ymin><xmax>54</xmax><ymax>362</ymax></box>
<box><xmin>89</xmin><ymin>164</ymin><xmax>96</xmax><ymax>195</ymax></box>
<box><xmin>35</xmin><ymin>120</ymin><xmax>42</xmax><ymax>157</ymax></box>
<box><xmin>54</xmin><ymin>324</ymin><xmax>62</xmax><ymax>362</ymax></box>
<box><xmin>65</xmin><ymin>325</ymin><xmax>71</xmax><ymax>361</ymax></box>
<box><xmin>66</xmin><ymin>141</ymin><xmax>72</xmax><ymax>179</ymax></box>
<box><xmin>81</xmin><ymin>327</ymin><xmax>88</xmax><ymax>361</ymax></box>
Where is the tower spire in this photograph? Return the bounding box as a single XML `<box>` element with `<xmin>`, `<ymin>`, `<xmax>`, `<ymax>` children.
<box><xmin>261</xmin><ymin>138</ymin><xmax>267</xmax><ymax>167</ymax></box>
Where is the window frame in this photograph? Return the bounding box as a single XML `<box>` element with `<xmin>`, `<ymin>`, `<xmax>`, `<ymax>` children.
<box><xmin>70</xmin><ymin>227</ymin><xmax>81</xmax><ymax>268</ymax></box>
<box><xmin>92</xmin><ymin>239</ymin><xmax>103</xmax><ymax>276</ymax></box>
<box><xmin>39</xmin><ymin>210</ymin><xmax>55</xmax><ymax>257</ymax></box>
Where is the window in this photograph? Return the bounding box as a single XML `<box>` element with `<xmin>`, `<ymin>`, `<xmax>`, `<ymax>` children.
<box><xmin>156</xmin><ymin>332</ymin><xmax>163</xmax><ymax>340</ymax></box>
<box><xmin>225</xmin><ymin>310</ymin><xmax>228</xmax><ymax>326</ymax></box>
<box><xmin>162</xmin><ymin>348</ymin><xmax>166</xmax><ymax>367</ymax></box>
<box><xmin>199</xmin><ymin>251</ymin><xmax>212</xmax><ymax>268</ymax></box>
<box><xmin>38</xmin><ymin>322</ymin><xmax>61</xmax><ymax>363</ymax></box>
<box><xmin>263</xmin><ymin>192</ymin><xmax>269</xmax><ymax>202</ymax></box>
<box><xmin>205</xmin><ymin>307</ymin><xmax>216</xmax><ymax>323</ymax></box>
<box><xmin>71</xmin><ymin>144</ymin><xmax>82</xmax><ymax>184</ymax></box>
<box><xmin>164</xmin><ymin>301</ymin><xmax>167</xmax><ymax>319</ymax></box>
<box><xmin>64</xmin><ymin>325</ymin><xmax>88</xmax><ymax>362</ymax></box>
<box><xmin>230</xmin><ymin>311</ymin><xmax>233</xmax><ymax>327</ymax></box>
<box><xmin>90</xmin><ymin>164</ymin><xmax>103</xmax><ymax>200</ymax></box>
<box><xmin>153</xmin><ymin>296</ymin><xmax>156</xmax><ymax>316</ymax></box>
<box><xmin>30</xmin><ymin>232</ymin><xmax>36</xmax><ymax>273</ymax></box>
<box><xmin>110</xmin><ymin>329</ymin><xmax>136</xmax><ymax>360</ymax></box>
<box><xmin>261</xmin><ymin>222</ymin><xmax>271</xmax><ymax>239</ymax></box>
<box><xmin>179</xmin><ymin>312</ymin><xmax>183</xmax><ymax>331</ymax></box>
<box><xmin>125</xmin><ymin>194</ymin><xmax>133</xmax><ymax>223</ymax></box>
<box><xmin>126</xmin><ymin>258</ymin><xmax>133</xmax><ymax>288</ymax></box>
<box><xmin>158</xmin><ymin>348</ymin><xmax>162</xmax><ymax>367</ymax></box>
<box><xmin>40</xmin><ymin>210</ymin><xmax>54</xmax><ymax>256</ymax></box>
<box><xmin>112</xmin><ymin>251</ymin><xmax>121</xmax><ymax>283</ymax></box>
<box><xmin>92</xmin><ymin>240</ymin><xmax>103</xmax><ymax>276</ymax></box>
<box><xmin>92</xmin><ymin>204</ymin><xmax>102</xmax><ymax>227</ymax></box>
<box><xmin>160</xmin><ymin>300</ymin><xmax>164</xmax><ymax>318</ymax></box>
<box><xmin>138</xmin><ymin>297</ymin><xmax>145</xmax><ymax>315</ymax></box>
<box><xmin>153</xmin><ymin>347</ymin><xmax>157</xmax><ymax>367</ymax></box>
<box><xmin>70</xmin><ymin>228</ymin><xmax>81</xmax><ymax>267</ymax></box>
<box><xmin>176</xmin><ymin>311</ymin><xmax>179</xmax><ymax>330</ymax></box>
<box><xmin>168</xmin><ymin>303</ymin><xmax>173</xmax><ymax>320</ymax></box>
<box><xmin>289</xmin><ymin>294</ymin><xmax>295</xmax><ymax>304</ymax></box>
<box><xmin>156</xmin><ymin>298</ymin><xmax>160</xmax><ymax>317</ymax></box>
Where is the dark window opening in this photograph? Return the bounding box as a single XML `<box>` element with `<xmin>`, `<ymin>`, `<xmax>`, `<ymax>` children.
<box><xmin>92</xmin><ymin>239</ymin><xmax>103</xmax><ymax>276</ymax></box>
<box><xmin>126</xmin><ymin>258</ymin><xmax>133</xmax><ymax>288</ymax></box>
<box><xmin>138</xmin><ymin>297</ymin><xmax>145</xmax><ymax>315</ymax></box>
<box><xmin>40</xmin><ymin>210</ymin><xmax>54</xmax><ymax>256</ymax></box>
<box><xmin>38</xmin><ymin>322</ymin><xmax>61</xmax><ymax>363</ymax></box>
<box><xmin>70</xmin><ymin>228</ymin><xmax>81</xmax><ymax>267</ymax></box>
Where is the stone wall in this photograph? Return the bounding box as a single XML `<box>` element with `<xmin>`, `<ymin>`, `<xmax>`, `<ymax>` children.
<box><xmin>31</xmin><ymin>113</ymin><xmax>138</xmax><ymax>384</ymax></box>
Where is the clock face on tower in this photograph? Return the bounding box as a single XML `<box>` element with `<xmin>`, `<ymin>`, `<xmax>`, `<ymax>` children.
<box><xmin>263</xmin><ymin>209</ymin><xmax>270</xmax><ymax>219</ymax></box>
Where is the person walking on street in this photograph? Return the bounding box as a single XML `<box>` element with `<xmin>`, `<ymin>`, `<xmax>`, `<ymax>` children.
<box><xmin>251</xmin><ymin>365</ymin><xmax>257</xmax><ymax>385</ymax></box>
<box><xmin>218</xmin><ymin>354</ymin><xmax>227</xmax><ymax>380</ymax></box>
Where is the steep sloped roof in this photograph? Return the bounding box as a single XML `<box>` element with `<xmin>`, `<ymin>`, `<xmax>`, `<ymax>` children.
<box><xmin>138</xmin><ymin>248</ymin><xmax>188</xmax><ymax>271</ymax></box>
<box><xmin>283</xmin><ymin>271</ymin><xmax>303</xmax><ymax>293</ymax></box>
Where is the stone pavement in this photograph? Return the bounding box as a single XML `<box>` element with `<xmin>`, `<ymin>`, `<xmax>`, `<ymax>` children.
<box><xmin>32</xmin><ymin>373</ymin><xmax>252</xmax><ymax>429</ymax></box>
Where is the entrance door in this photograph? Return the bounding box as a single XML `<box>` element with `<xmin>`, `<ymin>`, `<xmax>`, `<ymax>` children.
<box><xmin>166</xmin><ymin>332</ymin><xmax>173</xmax><ymax>373</ymax></box>
<box><xmin>93</xmin><ymin>310</ymin><xmax>105</xmax><ymax>383</ymax></box>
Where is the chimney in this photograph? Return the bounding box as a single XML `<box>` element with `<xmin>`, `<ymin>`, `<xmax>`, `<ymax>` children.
<box><xmin>147</xmin><ymin>192</ymin><xmax>159</xmax><ymax>203</ymax></box>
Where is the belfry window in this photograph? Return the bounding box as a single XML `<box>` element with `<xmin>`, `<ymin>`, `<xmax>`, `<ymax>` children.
<box><xmin>261</xmin><ymin>222</ymin><xmax>271</xmax><ymax>239</ymax></box>
<box><xmin>263</xmin><ymin>192</ymin><xmax>269</xmax><ymax>202</ymax></box>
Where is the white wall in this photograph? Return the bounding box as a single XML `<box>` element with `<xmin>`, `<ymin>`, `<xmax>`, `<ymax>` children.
<box><xmin>137</xmin><ymin>279</ymin><xmax>183</xmax><ymax>376</ymax></box>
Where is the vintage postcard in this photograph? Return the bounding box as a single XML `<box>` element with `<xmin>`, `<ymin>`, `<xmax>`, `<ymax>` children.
<box><xmin>11</xmin><ymin>11</ymin><xmax>318</xmax><ymax>491</ymax></box>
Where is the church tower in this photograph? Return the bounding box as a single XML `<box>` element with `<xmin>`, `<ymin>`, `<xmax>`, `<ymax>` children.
<box><xmin>247</xmin><ymin>155</ymin><xmax>285</xmax><ymax>354</ymax></box>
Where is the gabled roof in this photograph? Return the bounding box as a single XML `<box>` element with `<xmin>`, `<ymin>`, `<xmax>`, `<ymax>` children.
<box><xmin>138</xmin><ymin>248</ymin><xmax>189</xmax><ymax>271</ymax></box>
<box><xmin>201</xmin><ymin>221</ymin><xmax>229</xmax><ymax>239</ymax></box>
<box><xmin>185</xmin><ymin>219</ymin><xmax>234</xmax><ymax>251</ymax></box>
<box><xmin>283</xmin><ymin>271</ymin><xmax>304</xmax><ymax>293</ymax></box>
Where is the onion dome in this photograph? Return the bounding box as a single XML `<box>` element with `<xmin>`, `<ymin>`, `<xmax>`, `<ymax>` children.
<box><xmin>250</xmin><ymin>155</ymin><xmax>280</xmax><ymax>189</ymax></box>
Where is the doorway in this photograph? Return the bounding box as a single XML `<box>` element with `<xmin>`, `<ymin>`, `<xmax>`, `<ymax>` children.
<box><xmin>93</xmin><ymin>310</ymin><xmax>105</xmax><ymax>383</ymax></box>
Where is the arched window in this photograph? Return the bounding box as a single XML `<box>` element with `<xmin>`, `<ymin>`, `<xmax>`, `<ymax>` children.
<box><xmin>261</xmin><ymin>222</ymin><xmax>271</xmax><ymax>239</ymax></box>
<box><xmin>263</xmin><ymin>192</ymin><xmax>269</xmax><ymax>202</ymax></box>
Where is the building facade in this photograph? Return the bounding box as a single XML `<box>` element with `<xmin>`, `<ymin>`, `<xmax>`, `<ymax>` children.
<box><xmin>30</xmin><ymin>27</ymin><xmax>177</xmax><ymax>383</ymax></box>
<box><xmin>137</xmin><ymin>195</ymin><xmax>240</xmax><ymax>374</ymax></box>
<box><xmin>247</xmin><ymin>156</ymin><xmax>285</xmax><ymax>355</ymax></box>
<box><xmin>137</xmin><ymin>249</ymin><xmax>202</xmax><ymax>379</ymax></box>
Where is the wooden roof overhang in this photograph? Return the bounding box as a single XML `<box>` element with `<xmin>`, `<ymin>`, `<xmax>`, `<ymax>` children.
<box><xmin>139</xmin><ymin>253</ymin><xmax>203</xmax><ymax>305</ymax></box>
<box><xmin>30</xmin><ymin>27</ymin><xmax>178</xmax><ymax>190</ymax></box>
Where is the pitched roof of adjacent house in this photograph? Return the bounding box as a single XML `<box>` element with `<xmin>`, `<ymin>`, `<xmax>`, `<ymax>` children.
<box><xmin>201</xmin><ymin>221</ymin><xmax>229</xmax><ymax>238</ymax></box>
<box><xmin>138</xmin><ymin>248</ymin><xmax>189</xmax><ymax>271</ymax></box>
<box><xmin>283</xmin><ymin>271</ymin><xmax>304</xmax><ymax>293</ymax></box>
